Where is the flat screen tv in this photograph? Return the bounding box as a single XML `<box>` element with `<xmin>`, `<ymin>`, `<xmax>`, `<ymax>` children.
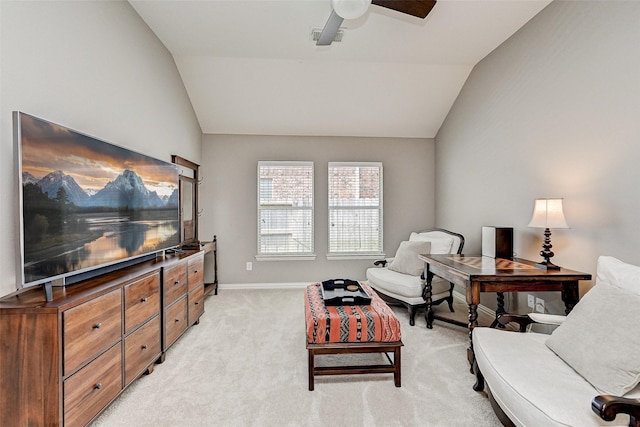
<box><xmin>14</xmin><ymin>112</ymin><xmax>180</xmax><ymax>290</ymax></box>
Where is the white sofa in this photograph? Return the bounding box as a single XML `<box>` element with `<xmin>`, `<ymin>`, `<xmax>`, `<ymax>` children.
<box><xmin>472</xmin><ymin>256</ymin><xmax>640</xmax><ymax>427</ymax></box>
<box><xmin>365</xmin><ymin>229</ymin><xmax>464</xmax><ymax>326</ymax></box>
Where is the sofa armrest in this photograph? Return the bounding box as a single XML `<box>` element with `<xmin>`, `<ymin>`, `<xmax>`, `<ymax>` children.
<box><xmin>491</xmin><ymin>312</ymin><xmax>568</xmax><ymax>332</ymax></box>
<box><xmin>491</xmin><ymin>313</ymin><xmax>534</xmax><ymax>332</ymax></box>
<box><xmin>373</xmin><ymin>257</ymin><xmax>394</xmax><ymax>267</ymax></box>
<box><xmin>527</xmin><ymin>313</ymin><xmax>566</xmax><ymax>326</ymax></box>
<box><xmin>592</xmin><ymin>395</ymin><xmax>640</xmax><ymax>426</ymax></box>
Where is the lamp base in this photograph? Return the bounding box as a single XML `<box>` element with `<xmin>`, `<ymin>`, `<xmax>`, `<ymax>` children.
<box><xmin>534</xmin><ymin>260</ymin><xmax>561</xmax><ymax>270</ymax></box>
<box><xmin>535</xmin><ymin>227</ymin><xmax>562</xmax><ymax>270</ymax></box>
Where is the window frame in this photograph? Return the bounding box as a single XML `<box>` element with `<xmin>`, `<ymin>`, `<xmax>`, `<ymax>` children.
<box><xmin>256</xmin><ymin>161</ymin><xmax>315</xmax><ymax>261</ymax></box>
<box><xmin>327</xmin><ymin>161</ymin><xmax>384</xmax><ymax>260</ymax></box>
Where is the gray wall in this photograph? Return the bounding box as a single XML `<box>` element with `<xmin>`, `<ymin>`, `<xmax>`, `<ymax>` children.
<box><xmin>199</xmin><ymin>134</ymin><xmax>435</xmax><ymax>285</ymax></box>
<box><xmin>435</xmin><ymin>1</ymin><xmax>640</xmax><ymax>313</ymax></box>
<box><xmin>0</xmin><ymin>1</ymin><xmax>202</xmax><ymax>298</ymax></box>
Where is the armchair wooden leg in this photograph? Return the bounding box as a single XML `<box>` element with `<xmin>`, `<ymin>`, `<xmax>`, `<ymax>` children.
<box><xmin>408</xmin><ymin>306</ymin><xmax>416</xmax><ymax>326</ymax></box>
<box><xmin>447</xmin><ymin>283</ymin><xmax>455</xmax><ymax>312</ymax></box>
<box><xmin>426</xmin><ymin>307</ymin><xmax>434</xmax><ymax>329</ymax></box>
<box><xmin>446</xmin><ymin>295</ymin><xmax>455</xmax><ymax>312</ymax></box>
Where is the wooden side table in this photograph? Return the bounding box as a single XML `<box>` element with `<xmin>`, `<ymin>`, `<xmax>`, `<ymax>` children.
<box><xmin>418</xmin><ymin>255</ymin><xmax>592</xmax><ymax>369</ymax></box>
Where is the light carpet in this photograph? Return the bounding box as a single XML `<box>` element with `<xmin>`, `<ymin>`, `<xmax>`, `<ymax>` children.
<box><xmin>92</xmin><ymin>288</ymin><xmax>502</xmax><ymax>426</ymax></box>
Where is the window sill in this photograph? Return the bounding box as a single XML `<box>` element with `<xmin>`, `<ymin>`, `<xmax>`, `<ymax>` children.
<box><xmin>255</xmin><ymin>254</ymin><xmax>317</xmax><ymax>261</ymax></box>
<box><xmin>326</xmin><ymin>253</ymin><xmax>385</xmax><ymax>261</ymax></box>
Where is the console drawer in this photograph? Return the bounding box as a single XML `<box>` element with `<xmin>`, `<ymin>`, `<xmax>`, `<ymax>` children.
<box><xmin>163</xmin><ymin>262</ymin><xmax>187</xmax><ymax>306</ymax></box>
<box><xmin>187</xmin><ymin>255</ymin><xmax>204</xmax><ymax>292</ymax></box>
<box><xmin>188</xmin><ymin>285</ymin><xmax>205</xmax><ymax>326</ymax></box>
<box><xmin>63</xmin><ymin>289</ymin><xmax>122</xmax><ymax>375</ymax></box>
<box><xmin>124</xmin><ymin>316</ymin><xmax>161</xmax><ymax>386</ymax></box>
<box><xmin>124</xmin><ymin>272</ymin><xmax>160</xmax><ymax>334</ymax></box>
<box><xmin>165</xmin><ymin>296</ymin><xmax>188</xmax><ymax>348</ymax></box>
<box><xmin>63</xmin><ymin>343</ymin><xmax>122</xmax><ymax>427</ymax></box>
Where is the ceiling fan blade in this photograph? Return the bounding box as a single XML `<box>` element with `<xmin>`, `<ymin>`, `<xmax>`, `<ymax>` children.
<box><xmin>371</xmin><ymin>0</ymin><xmax>436</xmax><ymax>19</ymax></box>
<box><xmin>316</xmin><ymin>10</ymin><xmax>344</xmax><ymax>46</ymax></box>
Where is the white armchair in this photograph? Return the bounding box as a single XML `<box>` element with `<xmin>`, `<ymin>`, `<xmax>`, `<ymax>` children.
<box><xmin>365</xmin><ymin>228</ymin><xmax>464</xmax><ymax>327</ymax></box>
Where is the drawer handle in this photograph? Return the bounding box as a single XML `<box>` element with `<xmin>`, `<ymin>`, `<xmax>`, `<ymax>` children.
<box><xmin>141</xmin><ymin>297</ymin><xmax>148</xmax><ymax>302</ymax></box>
<box><xmin>194</xmin><ymin>270</ymin><xmax>199</xmax><ymax>273</ymax></box>
<box><xmin>94</xmin><ymin>383</ymin><xmax>102</xmax><ymax>390</ymax></box>
<box><xmin>141</xmin><ymin>344</ymin><xmax>148</xmax><ymax>350</ymax></box>
<box><xmin>93</xmin><ymin>323</ymin><xmax>102</xmax><ymax>329</ymax></box>
<box><xmin>174</xmin><ymin>280</ymin><xmax>180</xmax><ymax>285</ymax></box>
<box><xmin>194</xmin><ymin>301</ymin><xmax>199</xmax><ymax>305</ymax></box>
<box><xmin>175</xmin><ymin>318</ymin><xmax>180</xmax><ymax>323</ymax></box>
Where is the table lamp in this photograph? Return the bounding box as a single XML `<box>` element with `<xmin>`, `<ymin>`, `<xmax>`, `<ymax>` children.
<box><xmin>528</xmin><ymin>198</ymin><xmax>569</xmax><ymax>270</ymax></box>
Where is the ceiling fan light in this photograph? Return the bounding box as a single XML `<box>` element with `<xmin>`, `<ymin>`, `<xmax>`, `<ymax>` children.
<box><xmin>332</xmin><ymin>0</ymin><xmax>372</xmax><ymax>20</ymax></box>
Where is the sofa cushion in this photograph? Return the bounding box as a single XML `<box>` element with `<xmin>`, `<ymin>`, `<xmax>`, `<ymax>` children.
<box><xmin>473</xmin><ymin>328</ymin><xmax>626</xmax><ymax>426</ymax></box>
<box><xmin>545</xmin><ymin>279</ymin><xmax>640</xmax><ymax>396</ymax></box>
<box><xmin>595</xmin><ymin>255</ymin><xmax>640</xmax><ymax>295</ymax></box>
<box><xmin>387</xmin><ymin>240</ymin><xmax>431</xmax><ymax>276</ymax></box>
<box><xmin>409</xmin><ymin>232</ymin><xmax>454</xmax><ymax>254</ymax></box>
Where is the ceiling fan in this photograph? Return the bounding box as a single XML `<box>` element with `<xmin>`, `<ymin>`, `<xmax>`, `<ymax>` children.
<box><xmin>316</xmin><ymin>0</ymin><xmax>437</xmax><ymax>46</ymax></box>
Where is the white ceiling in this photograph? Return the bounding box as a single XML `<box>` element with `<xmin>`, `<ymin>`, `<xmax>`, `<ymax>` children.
<box><xmin>129</xmin><ymin>0</ymin><xmax>552</xmax><ymax>138</ymax></box>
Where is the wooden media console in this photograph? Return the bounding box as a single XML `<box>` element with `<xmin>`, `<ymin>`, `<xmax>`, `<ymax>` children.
<box><xmin>0</xmin><ymin>249</ymin><xmax>207</xmax><ymax>427</ymax></box>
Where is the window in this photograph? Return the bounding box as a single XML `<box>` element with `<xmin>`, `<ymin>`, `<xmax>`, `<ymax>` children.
<box><xmin>257</xmin><ymin>161</ymin><xmax>314</xmax><ymax>259</ymax></box>
<box><xmin>328</xmin><ymin>162</ymin><xmax>383</xmax><ymax>258</ymax></box>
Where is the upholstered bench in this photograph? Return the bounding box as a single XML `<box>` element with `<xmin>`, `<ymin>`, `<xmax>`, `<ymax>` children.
<box><xmin>304</xmin><ymin>282</ymin><xmax>403</xmax><ymax>391</ymax></box>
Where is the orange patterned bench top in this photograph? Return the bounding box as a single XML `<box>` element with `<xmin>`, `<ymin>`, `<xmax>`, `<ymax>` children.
<box><xmin>305</xmin><ymin>282</ymin><xmax>402</xmax><ymax>344</ymax></box>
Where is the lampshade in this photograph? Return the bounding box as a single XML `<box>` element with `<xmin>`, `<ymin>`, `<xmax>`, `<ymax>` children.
<box><xmin>332</xmin><ymin>0</ymin><xmax>372</xmax><ymax>19</ymax></box>
<box><xmin>528</xmin><ymin>198</ymin><xmax>569</xmax><ymax>229</ymax></box>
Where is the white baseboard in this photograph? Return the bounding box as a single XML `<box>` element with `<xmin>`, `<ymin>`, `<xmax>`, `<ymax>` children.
<box><xmin>218</xmin><ymin>282</ymin><xmax>310</xmax><ymax>290</ymax></box>
<box><xmin>218</xmin><ymin>283</ymin><xmax>496</xmax><ymax>318</ymax></box>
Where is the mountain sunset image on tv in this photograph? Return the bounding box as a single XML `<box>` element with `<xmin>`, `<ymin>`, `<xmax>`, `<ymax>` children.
<box><xmin>15</xmin><ymin>112</ymin><xmax>180</xmax><ymax>287</ymax></box>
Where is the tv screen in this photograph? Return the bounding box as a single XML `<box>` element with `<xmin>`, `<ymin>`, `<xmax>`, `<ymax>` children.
<box><xmin>15</xmin><ymin>112</ymin><xmax>180</xmax><ymax>288</ymax></box>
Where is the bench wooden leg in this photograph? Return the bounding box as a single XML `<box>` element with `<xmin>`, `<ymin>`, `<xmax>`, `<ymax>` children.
<box><xmin>308</xmin><ymin>349</ymin><xmax>315</xmax><ymax>391</ymax></box>
<box><xmin>394</xmin><ymin>346</ymin><xmax>401</xmax><ymax>387</ymax></box>
<box><xmin>306</xmin><ymin>343</ymin><xmax>402</xmax><ymax>390</ymax></box>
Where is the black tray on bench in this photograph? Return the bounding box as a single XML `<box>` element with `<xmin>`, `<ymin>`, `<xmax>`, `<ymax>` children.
<box><xmin>321</xmin><ymin>279</ymin><xmax>372</xmax><ymax>306</ymax></box>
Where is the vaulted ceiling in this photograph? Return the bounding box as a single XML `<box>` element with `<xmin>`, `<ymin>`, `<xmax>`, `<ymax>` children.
<box><xmin>129</xmin><ymin>0</ymin><xmax>552</xmax><ymax>138</ymax></box>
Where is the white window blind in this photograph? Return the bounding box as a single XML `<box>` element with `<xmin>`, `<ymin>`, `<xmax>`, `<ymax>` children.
<box><xmin>257</xmin><ymin>161</ymin><xmax>314</xmax><ymax>258</ymax></box>
<box><xmin>328</xmin><ymin>162</ymin><xmax>383</xmax><ymax>257</ymax></box>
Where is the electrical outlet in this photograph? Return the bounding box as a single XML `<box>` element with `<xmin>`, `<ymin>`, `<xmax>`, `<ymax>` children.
<box><xmin>527</xmin><ymin>294</ymin><xmax>535</xmax><ymax>309</ymax></box>
<box><xmin>535</xmin><ymin>297</ymin><xmax>545</xmax><ymax>313</ymax></box>
<box><xmin>246</xmin><ymin>262</ymin><xmax>252</xmax><ymax>271</ymax></box>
